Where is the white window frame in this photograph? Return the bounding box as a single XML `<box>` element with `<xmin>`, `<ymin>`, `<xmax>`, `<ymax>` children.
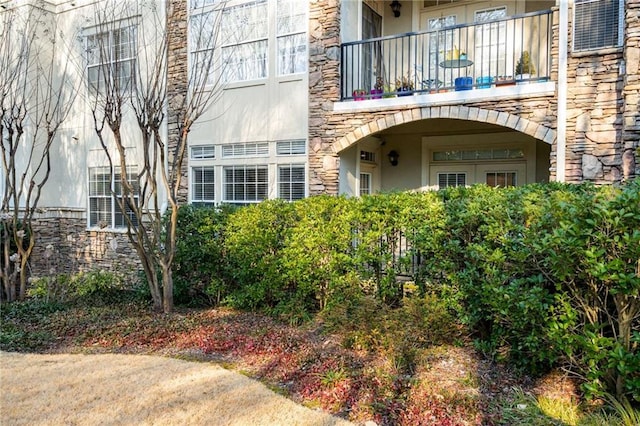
<box><xmin>437</xmin><ymin>172</ymin><xmax>467</xmax><ymax>189</ymax></box>
<box><xmin>220</xmin><ymin>0</ymin><xmax>269</xmax><ymax>83</ymax></box>
<box><xmin>573</xmin><ymin>0</ymin><xmax>624</xmax><ymax>52</ymax></box>
<box><xmin>223</xmin><ymin>164</ymin><xmax>268</xmax><ymax>204</ymax></box>
<box><xmin>191</xmin><ymin>145</ymin><xmax>216</xmax><ymax>160</ymax></box>
<box><xmin>191</xmin><ymin>166</ymin><xmax>216</xmax><ymax>204</ymax></box>
<box><xmin>88</xmin><ymin>166</ymin><xmax>139</xmax><ymax>229</ymax></box>
<box><xmin>359</xmin><ymin>172</ymin><xmax>372</xmax><ymax>195</ymax></box>
<box><xmin>276</xmin><ymin>140</ymin><xmax>306</xmax><ymax>156</ymax></box>
<box><xmin>278</xmin><ymin>163</ymin><xmax>306</xmax><ymax>201</ymax></box>
<box><xmin>85</xmin><ymin>25</ymin><xmax>137</xmax><ymax>94</ymax></box>
<box><xmin>474</xmin><ymin>7</ymin><xmax>508</xmax><ymax>77</ymax></box>
<box><xmin>222</xmin><ymin>142</ymin><xmax>269</xmax><ymax>158</ymax></box>
<box><xmin>276</xmin><ymin>0</ymin><xmax>307</xmax><ymax>76</ymax></box>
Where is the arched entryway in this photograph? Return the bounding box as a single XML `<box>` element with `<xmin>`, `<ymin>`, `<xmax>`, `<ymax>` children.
<box><xmin>332</xmin><ymin>107</ymin><xmax>556</xmax><ymax>196</ymax></box>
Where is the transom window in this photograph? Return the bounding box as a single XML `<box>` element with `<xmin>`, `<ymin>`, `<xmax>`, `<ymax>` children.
<box><xmin>86</xmin><ymin>26</ymin><xmax>137</xmax><ymax>94</ymax></box>
<box><xmin>278</xmin><ymin>164</ymin><xmax>305</xmax><ymax>201</ymax></box>
<box><xmin>89</xmin><ymin>166</ymin><xmax>139</xmax><ymax>228</ymax></box>
<box><xmin>223</xmin><ymin>165</ymin><xmax>268</xmax><ymax>204</ymax></box>
<box><xmin>222</xmin><ymin>142</ymin><xmax>269</xmax><ymax>158</ymax></box>
<box><xmin>191</xmin><ymin>145</ymin><xmax>215</xmax><ymax>159</ymax></box>
<box><xmin>574</xmin><ymin>0</ymin><xmax>622</xmax><ymax>51</ymax></box>
<box><xmin>276</xmin><ymin>140</ymin><xmax>306</xmax><ymax>156</ymax></box>
<box><xmin>433</xmin><ymin>148</ymin><xmax>525</xmax><ymax>161</ymax></box>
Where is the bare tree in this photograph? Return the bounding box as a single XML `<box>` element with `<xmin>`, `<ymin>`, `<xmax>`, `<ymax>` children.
<box><xmin>0</xmin><ymin>3</ymin><xmax>79</xmax><ymax>301</ymax></box>
<box><xmin>88</xmin><ymin>0</ymin><xmax>224</xmax><ymax>312</ymax></box>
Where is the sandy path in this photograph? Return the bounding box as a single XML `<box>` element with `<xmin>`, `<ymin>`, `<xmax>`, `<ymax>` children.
<box><xmin>0</xmin><ymin>352</ymin><xmax>353</xmax><ymax>426</ymax></box>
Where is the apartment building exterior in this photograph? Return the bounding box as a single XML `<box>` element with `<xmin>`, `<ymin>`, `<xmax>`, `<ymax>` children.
<box><xmin>1</xmin><ymin>0</ymin><xmax>638</xmax><ymax>276</ymax></box>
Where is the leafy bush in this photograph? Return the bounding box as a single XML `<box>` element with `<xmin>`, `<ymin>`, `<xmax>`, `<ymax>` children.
<box><xmin>27</xmin><ymin>270</ymin><xmax>130</xmax><ymax>305</ymax></box>
<box><xmin>167</xmin><ymin>180</ymin><xmax>639</xmax><ymax>402</ymax></box>
<box><xmin>543</xmin><ymin>180</ymin><xmax>640</xmax><ymax>400</ymax></box>
<box><xmin>281</xmin><ymin>195</ymin><xmax>356</xmax><ymax>314</ymax></box>
<box><xmin>223</xmin><ymin>199</ymin><xmax>295</xmax><ymax>311</ymax></box>
<box><xmin>172</xmin><ymin>204</ymin><xmax>236</xmax><ymax>306</ymax></box>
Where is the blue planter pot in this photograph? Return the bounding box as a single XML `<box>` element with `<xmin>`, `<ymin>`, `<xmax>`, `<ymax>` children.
<box><xmin>454</xmin><ymin>77</ymin><xmax>473</xmax><ymax>91</ymax></box>
<box><xmin>476</xmin><ymin>76</ymin><xmax>492</xmax><ymax>89</ymax></box>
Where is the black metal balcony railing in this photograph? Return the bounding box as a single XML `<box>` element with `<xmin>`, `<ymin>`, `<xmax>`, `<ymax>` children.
<box><xmin>341</xmin><ymin>10</ymin><xmax>553</xmax><ymax>101</ymax></box>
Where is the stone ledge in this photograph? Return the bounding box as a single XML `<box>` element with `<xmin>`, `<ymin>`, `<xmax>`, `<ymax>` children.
<box><xmin>333</xmin><ymin>82</ymin><xmax>556</xmax><ymax>113</ymax></box>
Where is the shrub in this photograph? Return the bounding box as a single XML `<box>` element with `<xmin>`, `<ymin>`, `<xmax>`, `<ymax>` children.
<box><xmin>172</xmin><ymin>204</ymin><xmax>235</xmax><ymax>306</ymax></box>
<box><xmin>223</xmin><ymin>199</ymin><xmax>295</xmax><ymax>310</ymax></box>
<box><xmin>544</xmin><ymin>180</ymin><xmax>640</xmax><ymax>401</ymax></box>
<box><xmin>27</xmin><ymin>270</ymin><xmax>129</xmax><ymax>305</ymax></box>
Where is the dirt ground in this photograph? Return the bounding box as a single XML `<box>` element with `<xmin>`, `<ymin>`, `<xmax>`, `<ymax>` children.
<box><xmin>0</xmin><ymin>351</ymin><xmax>353</xmax><ymax>426</ymax></box>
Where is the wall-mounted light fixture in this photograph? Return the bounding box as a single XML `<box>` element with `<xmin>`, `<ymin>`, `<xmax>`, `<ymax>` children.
<box><xmin>388</xmin><ymin>150</ymin><xmax>399</xmax><ymax>166</ymax></box>
<box><xmin>390</xmin><ymin>1</ymin><xmax>402</xmax><ymax>18</ymax></box>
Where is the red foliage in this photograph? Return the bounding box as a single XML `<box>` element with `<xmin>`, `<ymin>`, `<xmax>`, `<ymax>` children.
<box><xmin>57</xmin><ymin>307</ymin><xmax>503</xmax><ymax>424</ymax></box>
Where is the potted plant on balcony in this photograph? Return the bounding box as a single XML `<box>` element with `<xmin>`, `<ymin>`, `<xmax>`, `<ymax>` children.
<box><xmin>371</xmin><ymin>77</ymin><xmax>384</xmax><ymax>99</ymax></box>
<box><xmin>495</xmin><ymin>75</ymin><xmax>515</xmax><ymax>86</ymax></box>
<box><xmin>515</xmin><ymin>51</ymin><xmax>535</xmax><ymax>84</ymax></box>
<box><xmin>353</xmin><ymin>89</ymin><xmax>367</xmax><ymax>101</ymax></box>
<box><xmin>395</xmin><ymin>75</ymin><xmax>414</xmax><ymax>96</ymax></box>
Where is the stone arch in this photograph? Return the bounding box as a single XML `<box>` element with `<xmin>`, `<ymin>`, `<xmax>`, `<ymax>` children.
<box><xmin>331</xmin><ymin>106</ymin><xmax>557</xmax><ymax>154</ymax></box>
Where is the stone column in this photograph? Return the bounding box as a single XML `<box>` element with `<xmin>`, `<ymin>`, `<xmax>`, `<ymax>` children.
<box><xmin>622</xmin><ymin>0</ymin><xmax>640</xmax><ymax>181</ymax></box>
<box><xmin>308</xmin><ymin>0</ymin><xmax>341</xmax><ymax>195</ymax></box>
<box><xmin>166</xmin><ymin>0</ymin><xmax>189</xmax><ymax>203</ymax></box>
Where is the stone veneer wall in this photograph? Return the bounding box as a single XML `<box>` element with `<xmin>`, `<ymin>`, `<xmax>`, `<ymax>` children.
<box><xmin>167</xmin><ymin>0</ymin><xmax>190</xmax><ymax>203</ymax></box>
<box><xmin>29</xmin><ymin>215</ymin><xmax>140</xmax><ymax>280</ymax></box>
<box><xmin>27</xmin><ymin>1</ymin><xmax>193</xmax><ymax>281</ymax></box>
<box><xmin>308</xmin><ymin>1</ymin><xmax>639</xmax><ymax>193</ymax></box>
<box><xmin>563</xmin><ymin>1</ymin><xmax>638</xmax><ymax>183</ymax></box>
<box><xmin>309</xmin><ymin>0</ymin><xmax>342</xmax><ymax>195</ymax></box>
<box><xmin>623</xmin><ymin>0</ymin><xmax>640</xmax><ymax>180</ymax></box>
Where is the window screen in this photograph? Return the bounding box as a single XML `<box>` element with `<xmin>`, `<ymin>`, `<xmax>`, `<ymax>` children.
<box><xmin>574</xmin><ymin>0</ymin><xmax>621</xmax><ymax>51</ymax></box>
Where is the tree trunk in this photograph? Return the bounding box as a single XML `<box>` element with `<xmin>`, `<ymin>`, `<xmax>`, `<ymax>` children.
<box><xmin>18</xmin><ymin>257</ymin><xmax>28</xmax><ymax>300</ymax></box>
<box><xmin>162</xmin><ymin>264</ymin><xmax>173</xmax><ymax>313</ymax></box>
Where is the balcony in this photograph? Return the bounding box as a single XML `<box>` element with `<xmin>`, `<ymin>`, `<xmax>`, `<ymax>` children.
<box><xmin>340</xmin><ymin>10</ymin><xmax>553</xmax><ymax>102</ymax></box>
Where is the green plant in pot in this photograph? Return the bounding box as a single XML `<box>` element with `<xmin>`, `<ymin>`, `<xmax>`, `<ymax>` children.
<box><xmin>395</xmin><ymin>75</ymin><xmax>414</xmax><ymax>96</ymax></box>
<box><xmin>515</xmin><ymin>51</ymin><xmax>535</xmax><ymax>84</ymax></box>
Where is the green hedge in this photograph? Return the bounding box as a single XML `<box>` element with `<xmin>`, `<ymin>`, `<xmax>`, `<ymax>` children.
<box><xmin>172</xmin><ymin>180</ymin><xmax>640</xmax><ymax>401</ymax></box>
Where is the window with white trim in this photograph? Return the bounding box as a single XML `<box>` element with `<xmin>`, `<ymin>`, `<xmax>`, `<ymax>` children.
<box><xmin>86</xmin><ymin>26</ymin><xmax>137</xmax><ymax>94</ymax></box>
<box><xmin>437</xmin><ymin>172</ymin><xmax>466</xmax><ymax>189</ymax></box>
<box><xmin>223</xmin><ymin>165</ymin><xmax>268</xmax><ymax>203</ymax></box>
<box><xmin>222</xmin><ymin>142</ymin><xmax>269</xmax><ymax>158</ymax></box>
<box><xmin>276</xmin><ymin>140</ymin><xmax>306</xmax><ymax>156</ymax></box>
<box><xmin>278</xmin><ymin>164</ymin><xmax>305</xmax><ymax>201</ymax></box>
<box><xmin>276</xmin><ymin>0</ymin><xmax>307</xmax><ymax>75</ymax></box>
<box><xmin>359</xmin><ymin>173</ymin><xmax>372</xmax><ymax>195</ymax></box>
<box><xmin>89</xmin><ymin>166</ymin><xmax>139</xmax><ymax>228</ymax></box>
<box><xmin>191</xmin><ymin>145</ymin><xmax>215</xmax><ymax>159</ymax></box>
<box><xmin>474</xmin><ymin>7</ymin><xmax>507</xmax><ymax>77</ymax></box>
<box><xmin>486</xmin><ymin>171</ymin><xmax>517</xmax><ymax>187</ymax></box>
<box><xmin>221</xmin><ymin>0</ymin><xmax>268</xmax><ymax>82</ymax></box>
<box><xmin>189</xmin><ymin>9</ymin><xmax>220</xmax><ymax>86</ymax></box>
<box><xmin>192</xmin><ymin>167</ymin><xmax>215</xmax><ymax>203</ymax></box>
<box><xmin>574</xmin><ymin>0</ymin><xmax>622</xmax><ymax>51</ymax></box>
